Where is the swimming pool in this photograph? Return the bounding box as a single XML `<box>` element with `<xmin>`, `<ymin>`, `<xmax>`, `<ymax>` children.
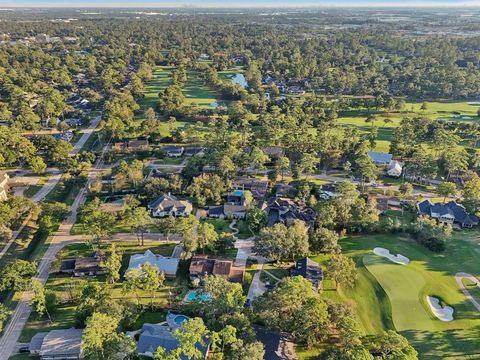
<box><xmin>173</xmin><ymin>314</ymin><xmax>189</xmax><ymax>325</ymax></box>
<box><xmin>185</xmin><ymin>291</ymin><xmax>210</xmax><ymax>302</ymax></box>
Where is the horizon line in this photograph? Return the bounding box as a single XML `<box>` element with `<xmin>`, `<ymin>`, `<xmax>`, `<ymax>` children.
<box><xmin>3</xmin><ymin>2</ymin><xmax>480</xmax><ymax>9</ymax></box>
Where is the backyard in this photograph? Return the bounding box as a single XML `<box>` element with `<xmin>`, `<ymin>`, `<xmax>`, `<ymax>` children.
<box><xmin>20</xmin><ymin>241</ymin><xmax>189</xmax><ymax>342</ymax></box>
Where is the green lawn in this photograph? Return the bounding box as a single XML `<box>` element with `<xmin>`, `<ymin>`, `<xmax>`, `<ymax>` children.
<box><xmin>337</xmin><ymin>101</ymin><xmax>480</xmax><ymax>152</ymax></box>
<box><xmin>45</xmin><ymin>176</ymin><xmax>86</xmax><ymax>206</ymax></box>
<box><xmin>332</xmin><ymin>232</ymin><xmax>480</xmax><ymax>359</ymax></box>
<box><xmin>20</xmin><ymin>241</ymin><xmax>189</xmax><ymax>342</ymax></box>
<box><xmin>153</xmin><ymin>157</ymin><xmax>185</xmax><ymax>165</ymax></box>
<box><xmin>183</xmin><ymin>69</ymin><xmax>221</xmax><ymax>108</ymax></box>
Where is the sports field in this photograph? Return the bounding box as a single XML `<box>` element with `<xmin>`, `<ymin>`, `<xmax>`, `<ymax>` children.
<box><xmin>332</xmin><ymin>232</ymin><xmax>480</xmax><ymax>359</ymax></box>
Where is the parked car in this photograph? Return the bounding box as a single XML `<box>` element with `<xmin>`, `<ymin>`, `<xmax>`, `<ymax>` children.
<box><xmin>18</xmin><ymin>346</ymin><xmax>29</xmax><ymax>353</ymax></box>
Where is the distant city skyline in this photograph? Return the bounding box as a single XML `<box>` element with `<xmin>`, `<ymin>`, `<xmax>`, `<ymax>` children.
<box><xmin>2</xmin><ymin>0</ymin><xmax>480</xmax><ymax>8</ymax></box>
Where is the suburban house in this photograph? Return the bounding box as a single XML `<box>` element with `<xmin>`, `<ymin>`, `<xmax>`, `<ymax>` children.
<box><xmin>128</xmin><ymin>250</ymin><xmax>179</xmax><ymax>278</ymax></box>
<box><xmin>318</xmin><ymin>183</ymin><xmax>340</xmax><ymax>200</ymax></box>
<box><xmin>162</xmin><ymin>146</ymin><xmax>184</xmax><ymax>157</ymax></box>
<box><xmin>367</xmin><ymin>151</ymin><xmax>393</xmax><ymax>166</ymax></box>
<box><xmin>208</xmin><ymin>204</ymin><xmax>247</xmax><ymax>219</ymax></box>
<box><xmin>290</xmin><ymin>257</ymin><xmax>323</xmax><ymax>291</ymax></box>
<box><xmin>29</xmin><ymin>328</ymin><xmax>83</xmax><ymax>359</ymax></box>
<box><xmin>371</xmin><ymin>195</ymin><xmax>402</xmax><ymax>214</ymax></box>
<box><xmin>255</xmin><ymin>327</ymin><xmax>297</xmax><ymax>360</ymax></box>
<box><xmin>54</xmin><ymin>131</ymin><xmax>74</xmax><ymax>142</ymax></box>
<box><xmin>148</xmin><ymin>194</ymin><xmax>193</xmax><ymax>217</ymax></box>
<box><xmin>263</xmin><ymin>198</ymin><xmax>316</xmax><ymax>228</ymax></box>
<box><xmin>232</xmin><ymin>176</ymin><xmax>268</xmax><ymax>200</ymax></box>
<box><xmin>189</xmin><ymin>255</ymin><xmax>244</xmax><ymax>284</ymax></box>
<box><xmin>245</xmin><ymin>146</ymin><xmax>284</xmax><ymax>160</ymax></box>
<box><xmin>127</xmin><ymin>139</ymin><xmax>149</xmax><ymax>149</ymax></box>
<box><xmin>418</xmin><ymin>200</ymin><xmax>479</xmax><ymax>228</ymax></box>
<box><xmin>387</xmin><ymin>160</ymin><xmax>403</xmax><ymax>177</ymax></box>
<box><xmin>275</xmin><ymin>184</ymin><xmax>296</xmax><ymax>198</ymax></box>
<box><xmin>183</xmin><ymin>147</ymin><xmax>204</xmax><ymax>157</ymax></box>
<box><xmin>208</xmin><ymin>190</ymin><xmax>248</xmax><ymax>219</ymax></box>
<box><xmin>60</xmin><ymin>251</ymin><xmax>107</xmax><ymax>277</ymax></box>
<box><xmin>127</xmin><ymin>313</ymin><xmax>210</xmax><ymax>359</ymax></box>
<box><xmin>0</xmin><ymin>171</ymin><xmax>9</xmax><ymax>201</ymax></box>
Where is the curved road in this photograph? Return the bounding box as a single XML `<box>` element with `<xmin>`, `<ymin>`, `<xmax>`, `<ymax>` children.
<box><xmin>455</xmin><ymin>272</ymin><xmax>480</xmax><ymax>312</ymax></box>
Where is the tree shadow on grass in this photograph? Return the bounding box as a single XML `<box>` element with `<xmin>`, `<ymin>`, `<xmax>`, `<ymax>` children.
<box><xmin>402</xmin><ymin>325</ymin><xmax>480</xmax><ymax>359</ymax></box>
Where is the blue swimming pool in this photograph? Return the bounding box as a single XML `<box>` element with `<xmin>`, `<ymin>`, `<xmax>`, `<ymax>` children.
<box><xmin>186</xmin><ymin>291</ymin><xmax>210</xmax><ymax>302</ymax></box>
<box><xmin>174</xmin><ymin>315</ymin><xmax>189</xmax><ymax>325</ymax></box>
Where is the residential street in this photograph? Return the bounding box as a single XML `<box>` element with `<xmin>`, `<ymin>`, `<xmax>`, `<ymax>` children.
<box><xmin>0</xmin><ymin>114</ymin><xmax>103</xmax><ymax>359</ymax></box>
<box><xmin>0</xmin><ymin>115</ymin><xmax>103</xmax><ymax>264</ymax></box>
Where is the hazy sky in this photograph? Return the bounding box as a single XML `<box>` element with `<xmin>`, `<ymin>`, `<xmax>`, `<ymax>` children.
<box><xmin>2</xmin><ymin>0</ymin><xmax>480</xmax><ymax>7</ymax></box>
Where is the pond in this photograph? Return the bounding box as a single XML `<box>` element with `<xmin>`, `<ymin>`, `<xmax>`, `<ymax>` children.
<box><xmin>230</xmin><ymin>73</ymin><xmax>248</xmax><ymax>88</ymax></box>
<box><xmin>210</xmin><ymin>100</ymin><xmax>230</xmax><ymax>108</ymax></box>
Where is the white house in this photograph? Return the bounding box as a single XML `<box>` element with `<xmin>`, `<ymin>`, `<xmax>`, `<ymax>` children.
<box><xmin>387</xmin><ymin>160</ymin><xmax>403</xmax><ymax>177</ymax></box>
<box><xmin>148</xmin><ymin>194</ymin><xmax>193</xmax><ymax>218</ymax></box>
<box><xmin>127</xmin><ymin>250</ymin><xmax>179</xmax><ymax>278</ymax></box>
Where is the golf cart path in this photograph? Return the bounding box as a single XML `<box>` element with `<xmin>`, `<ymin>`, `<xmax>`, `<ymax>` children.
<box><xmin>455</xmin><ymin>272</ymin><xmax>480</xmax><ymax>312</ymax></box>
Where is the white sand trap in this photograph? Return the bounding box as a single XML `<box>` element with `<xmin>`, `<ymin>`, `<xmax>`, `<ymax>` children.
<box><xmin>427</xmin><ymin>296</ymin><xmax>454</xmax><ymax>321</ymax></box>
<box><xmin>373</xmin><ymin>247</ymin><xmax>410</xmax><ymax>265</ymax></box>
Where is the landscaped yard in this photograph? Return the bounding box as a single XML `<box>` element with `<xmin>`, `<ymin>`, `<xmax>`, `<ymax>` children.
<box><xmin>325</xmin><ymin>232</ymin><xmax>480</xmax><ymax>359</ymax></box>
<box><xmin>20</xmin><ymin>241</ymin><xmax>189</xmax><ymax>342</ymax></box>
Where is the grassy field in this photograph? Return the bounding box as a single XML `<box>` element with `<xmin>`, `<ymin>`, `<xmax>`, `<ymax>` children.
<box><xmin>337</xmin><ymin>101</ymin><xmax>480</xmax><ymax>153</ymax></box>
<box><xmin>331</xmin><ymin>232</ymin><xmax>480</xmax><ymax>359</ymax></box>
<box><xmin>183</xmin><ymin>69</ymin><xmax>220</xmax><ymax>108</ymax></box>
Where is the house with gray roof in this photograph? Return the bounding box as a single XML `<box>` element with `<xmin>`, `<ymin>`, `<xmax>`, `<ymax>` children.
<box><xmin>128</xmin><ymin>250</ymin><xmax>179</xmax><ymax>278</ymax></box>
<box><xmin>29</xmin><ymin>328</ymin><xmax>83</xmax><ymax>359</ymax></box>
<box><xmin>418</xmin><ymin>200</ymin><xmax>478</xmax><ymax>228</ymax></box>
<box><xmin>148</xmin><ymin>194</ymin><xmax>193</xmax><ymax>218</ymax></box>
<box><xmin>290</xmin><ymin>257</ymin><xmax>323</xmax><ymax>291</ymax></box>
<box><xmin>129</xmin><ymin>313</ymin><xmax>210</xmax><ymax>359</ymax></box>
<box><xmin>367</xmin><ymin>151</ymin><xmax>393</xmax><ymax>166</ymax></box>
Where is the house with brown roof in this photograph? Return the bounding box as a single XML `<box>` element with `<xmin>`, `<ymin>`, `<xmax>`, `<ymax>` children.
<box><xmin>232</xmin><ymin>176</ymin><xmax>268</xmax><ymax>200</ymax></box>
<box><xmin>60</xmin><ymin>251</ymin><xmax>106</xmax><ymax>277</ymax></box>
<box><xmin>189</xmin><ymin>255</ymin><xmax>244</xmax><ymax>283</ymax></box>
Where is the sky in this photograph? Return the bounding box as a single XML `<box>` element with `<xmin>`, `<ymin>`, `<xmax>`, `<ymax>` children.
<box><xmin>1</xmin><ymin>0</ymin><xmax>480</xmax><ymax>7</ymax></box>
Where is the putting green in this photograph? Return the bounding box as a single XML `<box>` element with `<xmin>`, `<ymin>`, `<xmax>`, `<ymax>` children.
<box><xmin>363</xmin><ymin>255</ymin><xmax>434</xmax><ymax>331</ymax></box>
<box><xmin>347</xmin><ymin>234</ymin><xmax>480</xmax><ymax>359</ymax></box>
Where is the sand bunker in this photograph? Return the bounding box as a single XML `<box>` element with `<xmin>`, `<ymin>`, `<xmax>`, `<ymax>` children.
<box><xmin>427</xmin><ymin>296</ymin><xmax>454</xmax><ymax>321</ymax></box>
<box><xmin>373</xmin><ymin>247</ymin><xmax>410</xmax><ymax>265</ymax></box>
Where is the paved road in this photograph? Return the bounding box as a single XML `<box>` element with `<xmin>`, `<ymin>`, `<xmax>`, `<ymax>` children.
<box><xmin>71</xmin><ymin>114</ymin><xmax>102</xmax><ymax>155</ymax></box>
<box><xmin>0</xmin><ymin>114</ymin><xmax>103</xmax><ymax>359</ymax></box>
<box><xmin>455</xmin><ymin>272</ymin><xmax>480</xmax><ymax>312</ymax></box>
<box><xmin>0</xmin><ymin>115</ymin><xmax>103</xmax><ymax>264</ymax></box>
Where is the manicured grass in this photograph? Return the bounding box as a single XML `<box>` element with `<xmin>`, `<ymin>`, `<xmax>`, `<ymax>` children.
<box><xmin>235</xmin><ymin>220</ymin><xmax>254</xmax><ymax>239</ymax></box>
<box><xmin>153</xmin><ymin>157</ymin><xmax>185</xmax><ymax>165</ymax></box>
<box><xmin>20</xmin><ymin>305</ymin><xmax>77</xmax><ymax>342</ymax></box>
<box><xmin>337</xmin><ymin>101</ymin><xmax>480</xmax><ymax>152</ymax></box>
<box><xmin>45</xmin><ymin>177</ymin><xmax>86</xmax><ymax>206</ymax></box>
<box><xmin>335</xmin><ymin>233</ymin><xmax>480</xmax><ymax>359</ymax></box>
<box><xmin>263</xmin><ymin>263</ymin><xmax>289</xmax><ymax>279</ymax></box>
<box><xmin>203</xmin><ymin>218</ymin><xmax>232</xmax><ymax>234</ymax></box>
<box><xmin>183</xmin><ymin>69</ymin><xmax>221</xmax><ymax>108</ymax></box>
<box><xmin>137</xmin><ymin>66</ymin><xmax>173</xmax><ymax>116</ymax></box>
<box><xmin>20</xmin><ymin>241</ymin><xmax>188</xmax><ymax>342</ymax></box>
<box><xmin>9</xmin><ymin>354</ymin><xmax>35</xmax><ymax>360</ymax></box>
<box><xmin>462</xmin><ymin>278</ymin><xmax>480</xmax><ymax>304</ymax></box>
